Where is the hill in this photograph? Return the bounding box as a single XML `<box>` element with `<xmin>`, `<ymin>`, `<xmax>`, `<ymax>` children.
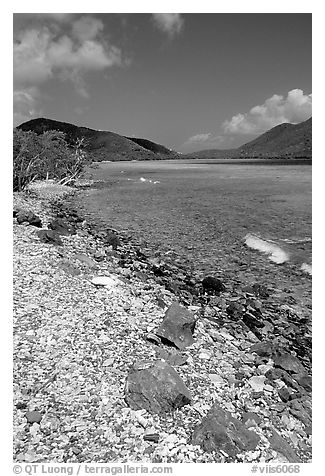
<box><xmin>125</xmin><ymin>136</ymin><xmax>173</xmax><ymax>155</ymax></box>
<box><xmin>184</xmin><ymin>117</ymin><xmax>312</xmax><ymax>159</ymax></box>
<box><xmin>17</xmin><ymin>118</ymin><xmax>176</xmax><ymax>162</ymax></box>
<box><xmin>237</xmin><ymin>117</ymin><xmax>312</xmax><ymax>158</ymax></box>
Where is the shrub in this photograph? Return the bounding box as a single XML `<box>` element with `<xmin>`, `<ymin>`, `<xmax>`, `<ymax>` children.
<box><xmin>13</xmin><ymin>129</ymin><xmax>90</xmax><ymax>191</ymax></box>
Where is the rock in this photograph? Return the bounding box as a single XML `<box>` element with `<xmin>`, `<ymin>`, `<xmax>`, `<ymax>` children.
<box><xmin>273</xmin><ymin>351</ymin><xmax>305</xmax><ymax>375</ymax></box>
<box><xmin>251</xmin><ymin>283</ymin><xmax>270</xmax><ymax>298</ymax></box>
<box><xmin>156</xmin><ymin>348</ymin><xmax>188</xmax><ymax>367</ymax></box>
<box><xmin>58</xmin><ymin>260</ymin><xmax>81</xmax><ymax>276</ymax></box>
<box><xmin>226</xmin><ymin>302</ymin><xmax>245</xmax><ymax>319</ymax></box>
<box><xmin>125</xmin><ymin>360</ymin><xmax>191</xmax><ymax>414</ymax></box>
<box><xmin>16</xmin><ymin>209</ymin><xmax>42</xmax><ymax>227</ymax></box>
<box><xmin>202</xmin><ymin>276</ymin><xmax>226</xmax><ymax>294</ymax></box>
<box><xmin>143</xmin><ymin>432</ymin><xmax>160</xmax><ymax>443</ymax></box>
<box><xmin>105</xmin><ymin>231</ymin><xmax>121</xmax><ymax>250</ymax></box>
<box><xmin>91</xmin><ymin>276</ymin><xmax>119</xmax><ymax>288</ymax></box>
<box><xmin>74</xmin><ymin>253</ymin><xmax>97</xmax><ymax>269</ymax></box>
<box><xmin>242</xmin><ymin>412</ymin><xmax>262</xmax><ymax>428</ymax></box>
<box><xmin>243</xmin><ymin>312</ymin><xmax>264</xmax><ymax>329</ymax></box>
<box><xmin>146</xmin><ymin>332</ymin><xmax>161</xmax><ymax>345</ymax></box>
<box><xmin>25</xmin><ymin>411</ymin><xmax>42</xmax><ymax>424</ymax></box>
<box><xmin>268</xmin><ymin>428</ymin><xmax>301</xmax><ymax>463</ymax></box>
<box><xmin>209</xmin><ymin>374</ymin><xmax>226</xmax><ymax>386</ymax></box>
<box><xmin>293</xmin><ymin>373</ymin><xmax>312</xmax><ymax>392</ymax></box>
<box><xmin>289</xmin><ymin>399</ymin><xmax>312</xmax><ymax>427</ymax></box>
<box><xmin>155</xmin><ymin>302</ymin><xmax>196</xmax><ymax>350</ymax></box>
<box><xmin>250</xmin><ymin>341</ymin><xmax>274</xmax><ymax>357</ymax></box>
<box><xmin>156</xmin><ymin>296</ymin><xmax>166</xmax><ymax>309</ymax></box>
<box><xmin>278</xmin><ymin>386</ymin><xmax>294</xmax><ymax>402</ymax></box>
<box><xmin>191</xmin><ymin>402</ymin><xmax>260</xmax><ymax>457</ymax></box>
<box><xmin>48</xmin><ymin>218</ymin><xmax>76</xmax><ymax>236</ymax></box>
<box><xmin>36</xmin><ymin>229</ymin><xmax>63</xmax><ymax>246</ymax></box>
<box><xmin>248</xmin><ymin>376</ymin><xmax>266</xmax><ymax>392</ymax></box>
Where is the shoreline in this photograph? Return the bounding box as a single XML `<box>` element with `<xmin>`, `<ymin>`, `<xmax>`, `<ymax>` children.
<box><xmin>13</xmin><ymin>181</ymin><xmax>312</xmax><ymax>463</ymax></box>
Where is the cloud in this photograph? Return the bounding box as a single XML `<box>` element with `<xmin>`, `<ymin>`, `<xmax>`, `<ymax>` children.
<box><xmin>13</xmin><ymin>14</ymin><xmax>124</xmax><ymax>125</ymax></box>
<box><xmin>223</xmin><ymin>89</ymin><xmax>312</xmax><ymax>135</ymax></box>
<box><xmin>13</xmin><ymin>87</ymin><xmax>42</xmax><ymax>126</ymax></box>
<box><xmin>71</xmin><ymin>16</ymin><xmax>104</xmax><ymax>42</ymax></box>
<box><xmin>14</xmin><ymin>22</ymin><xmax>122</xmax><ymax>90</ymax></box>
<box><xmin>186</xmin><ymin>133</ymin><xmax>212</xmax><ymax>143</ymax></box>
<box><xmin>152</xmin><ymin>13</ymin><xmax>184</xmax><ymax>37</ymax></box>
<box><xmin>180</xmin><ymin>132</ymin><xmax>232</xmax><ymax>153</ymax></box>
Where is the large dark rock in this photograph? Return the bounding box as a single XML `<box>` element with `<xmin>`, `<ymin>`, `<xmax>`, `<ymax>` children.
<box><xmin>273</xmin><ymin>351</ymin><xmax>305</xmax><ymax>374</ymax></box>
<box><xmin>16</xmin><ymin>209</ymin><xmax>42</xmax><ymax>228</ymax></box>
<box><xmin>289</xmin><ymin>398</ymin><xmax>312</xmax><ymax>428</ymax></box>
<box><xmin>49</xmin><ymin>218</ymin><xmax>76</xmax><ymax>236</ymax></box>
<box><xmin>250</xmin><ymin>341</ymin><xmax>274</xmax><ymax>357</ymax></box>
<box><xmin>226</xmin><ymin>301</ymin><xmax>245</xmax><ymax>320</ymax></box>
<box><xmin>36</xmin><ymin>229</ymin><xmax>63</xmax><ymax>246</ymax></box>
<box><xmin>191</xmin><ymin>403</ymin><xmax>260</xmax><ymax>457</ymax></box>
<box><xmin>293</xmin><ymin>373</ymin><xmax>312</xmax><ymax>392</ymax></box>
<box><xmin>155</xmin><ymin>302</ymin><xmax>196</xmax><ymax>349</ymax></box>
<box><xmin>25</xmin><ymin>410</ymin><xmax>42</xmax><ymax>424</ymax></box>
<box><xmin>105</xmin><ymin>231</ymin><xmax>121</xmax><ymax>250</ymax></box>
<box><xmin>202</xmin><ymin>276</ymin><xmax>226</xmax><ymax>294</ymax></box>
<box><xmin>125</xmin><ymin>360</ymin><xmax>191</xmax><ymax>414</ymax></box>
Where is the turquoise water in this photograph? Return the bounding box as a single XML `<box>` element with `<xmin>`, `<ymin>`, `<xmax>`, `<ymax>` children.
<box><xmin>76</xmin><ymin>159</ymin><xmax>312</xmax><ymax>305</ymax></box>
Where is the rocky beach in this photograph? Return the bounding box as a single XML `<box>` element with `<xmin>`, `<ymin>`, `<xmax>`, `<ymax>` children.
<box><xmin>13</xmin><ymin>180</ymin><xmax>312</xmax><ymax>464</ymax></box>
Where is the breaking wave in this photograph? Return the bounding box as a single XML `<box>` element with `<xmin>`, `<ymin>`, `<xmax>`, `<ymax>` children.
<box><xmin>244</xmin><ymin>233</ymin><xmax>289</xmax><ymax>264</ymax></box>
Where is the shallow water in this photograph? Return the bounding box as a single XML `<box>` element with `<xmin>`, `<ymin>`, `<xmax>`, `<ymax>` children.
<box><xmin>76</xmin><ymin>158</ymin><xmax>312</xmax><ymax>305</ymax></box>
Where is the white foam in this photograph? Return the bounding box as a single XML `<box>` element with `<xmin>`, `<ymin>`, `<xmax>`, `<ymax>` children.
<box><xmin>301</xmin><ymin>263</ymin><xmax>312</xmax><ymax>275</ymax></box>
<box><xmin>244</xmin><ymin>233</ymin><xmax>289</xmax><ymax>264</ymax></box>
<box><xmin>139</xmin><ymin>177</ymin><xmax>160</xmax><ymax>184</ymax></box>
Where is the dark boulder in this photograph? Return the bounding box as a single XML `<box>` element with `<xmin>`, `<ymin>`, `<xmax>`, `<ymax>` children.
<box><xmin>125</xmin><ymin>360</ymin><xmax>191</xmax><ymax>414</ymax></box>
<box><xmin>25</xmin><ymin>410</ymin><xmax>42</xmax><ymax>424</ymax></box>
<box><xmin>36</xmin><ymin>229</ymin><xmax>63</xmax><ymax>246</ymax></box>
<box><xmin>16</xmin><ymin>209</ymin><xmax>42</xmax><ymax>228</ymax></box>
<box><xmin>293</xmin><ymin>373</ymin><xmax>312</xmax><ymax>392</ymax></box>
<box><xmin>278</xmin><ymin>386</ymin><xmax>295</xmax><ymax>402</ymax></box>
<box><xmin>273</xmin><ymin>351</ymin><xmax>305</xmax><ymax>375</ymax></box>
<box><xmin>251</xmin><ymin>283</ymin><xmax>270</xmax><ymax>298</ymax></box>
<box><xmin>191</xmin><ymin>402</ymin><xmax>260</xmax><ymax>457</ymax></box>
<box><xmin>202</xmin><ymin>276</ymin><xmax>226</xmax><ymax>295</ymax></box>
<box><xmin>48</xmin><ymin>218</ymin><xmax>76</xmax><ymax>236</ymax></box>
<box><xmin>250</xmin><ymin>341</ymin><xmax>274</xmax><ymax>358</ymax></box>
<box><xmin>226</xmin><ymin>301</ymin><xmax>245</xmax><ymax>320</ymax></box>
<box><xmin>155</xmin><ymin>302</ymin><xmax>196</xmax><ymax>350</ymax></box>
<box><xmin>105</xmin><ymin>231</ymin><xmax>121</xmax><ymax>250</ymax></box>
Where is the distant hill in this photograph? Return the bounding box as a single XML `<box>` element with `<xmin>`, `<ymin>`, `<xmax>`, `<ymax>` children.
<box><xmin>237</xmin><ymin>117</ymin><xmax>312</xmax><ymax>158</ymax></box>
<box><xmin>125</xmin><ymin>136</ymin><xmax>173</xmax><ymax>155</ymax></box>
<box><xmin>184</xmin><ymin>117</ymin><xmax>312</xmax><ymax>159</ymax></box>
<box><xmin>17</xmin><ymin>118</ymin><xmax>177</xmax><ymax>162</ymax></box>
<box><xmin>183</xmin><ymin>148</ymin><xmax>237</xmax><ymax>159</ymax></box>
<box><xmin>17</xmin><ymin>116</ymin><xmax>312</xmax><ymax>162</ymax></box>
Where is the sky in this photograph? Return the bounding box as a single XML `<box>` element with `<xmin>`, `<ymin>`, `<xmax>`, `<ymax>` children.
<box><xmin>13</xmin><ymin>12</ymin><xmax>312</xmax><ymax>153</ymax></box>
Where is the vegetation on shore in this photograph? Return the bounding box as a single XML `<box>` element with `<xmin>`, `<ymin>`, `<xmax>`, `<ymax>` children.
<box><xmin>13</xmin><ymin>129</ymin><xmax>90</xmax><ymax>192</ymax></box>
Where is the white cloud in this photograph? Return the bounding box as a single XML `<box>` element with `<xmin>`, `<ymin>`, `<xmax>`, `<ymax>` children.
<box><xmin>13</xmin><ymin>14</ymin><xmax>124</xmax><ymax>123</ymax></box>
<box><xmin>186</xmin><ymin>133</ymin><xmax>212</xmax><ymax>143</ymax></box>
<box><xmin>13</xmin><ymin>87</ymin><xmax>42</xmax><ymax>126</ymax></box>
<box><xmin>180</xmin><ymin>132</ymin><xmax>232</xmax><ymax>153</ymax></box>
<box><xmin>152</xmin><ymin>13</ymin><xmax>184</xmax><ymax>37</ymax></box>
<box><xmin>223</xmin><ymin>89</ymin><xmax>312</xmax><ymax>135</ymax></box>
<box><xmin>14</xmin><ymin>22</ymin><xmax>122</xmax><ymax>90</ymax></box>
<box><xmin>71</xmin><ymin>16</ymin><xmax>104</xmax><ymax>42</ymax></box>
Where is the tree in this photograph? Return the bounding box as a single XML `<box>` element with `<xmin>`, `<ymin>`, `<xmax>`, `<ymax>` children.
<box><xmin>13</xmin><ymin>129</ymin><xmax>90</xmax><ymax>191</ymax></box>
